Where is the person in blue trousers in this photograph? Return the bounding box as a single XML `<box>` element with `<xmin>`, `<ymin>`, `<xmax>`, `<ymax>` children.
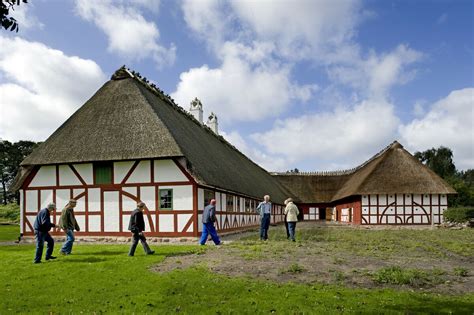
<box><xmin>59</xmin><ymin>199</ymin><xmax>80</xmax><ymax>255</ymax></box>
<box><xmin>33</xmin><ymin>203</ymin><xmax>57</xmax><ymax>263</ymax></box>
<box><xmin>199</xmin><ymin>199</ymin><xmax>221</xmax><ymax>246</ymax></box>
<box><xmin>256</xmin><ymin>195</ymin><xmax>272</xmax><ymax>241</ymax></box>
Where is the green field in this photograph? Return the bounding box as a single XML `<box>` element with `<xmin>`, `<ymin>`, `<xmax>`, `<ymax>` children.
<box><xmin>0</xmin><ymin>225</ymin><xmax>473</xmax><ymax>314</ymax></box>
<box><xmin>0</xmin><ymin>224</ymin><xmax>19</xmax><ymax>241</ymax></box>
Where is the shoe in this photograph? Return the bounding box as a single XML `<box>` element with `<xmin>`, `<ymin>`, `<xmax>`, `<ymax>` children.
<box><xmin>128</xmin><ymin>254</ymin><xmax>134</xmax><ymax>257</ymax></box>
<box><xmin>146</xmin><ymin>251</ymin><xmax>155</xmax><ymax>255</ymax></box>
<box><xmin>33</xmin><ymin>261</ymin><xmax>41</xmax><ymax>264</ymax></box>
<box><xmin>46</xmin><ymin>256</ymin><xmax>57</xmax><ymax>260</ymax></box>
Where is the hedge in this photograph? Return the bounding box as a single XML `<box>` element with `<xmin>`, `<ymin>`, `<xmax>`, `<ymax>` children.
<box><xmin>443</xmin><ymin>207</ymin><xmax>474</xmax><ymax>223</ymax></box>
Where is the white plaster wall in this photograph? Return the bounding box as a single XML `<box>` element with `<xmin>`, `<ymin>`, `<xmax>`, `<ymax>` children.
<box><xmin>26</xmin><ymin>190</ymin><xmax>38</xmax><ymax>212</ymax></box>
<box><xmin>40</xmin><ymin>190</ymin><xmax>53</xmax><ymax>210</ymax></box>
<box><xmin>114</xmin><ymin>161</ymin><xmax>134</xmax><ymax>184</ymax></box>
<box><xmin>56</xmin><ymin>189</ymin><xmax>70</xmax><ymax>210</ymax></box>
<box><xmin>215</xmin><ymin>192</ymin><xmax>221</xmax><ymax>211</ymax></box>
<box><xmin>197</xmin><ymin>188</ymin><xmax>204</xmax><ymax>210</ymax></box>
<box><xmin>127</xmin><ymin>160</ymin><xmax>151</xmax><ymax>184</ymax></box>
<box><xmin>122</xmin><ymin>194</ymin><xmax>136</xmax><ymax>212</ymax></box>
<box><xmin>154</xmin><ymin>159</ymin><xmax>188</xmax><ymax>182</ymax></box>
<box><xmin>140</xmin><ymin>186</ymin><xmax>155</xmax><ymax>211</ymax></box>
<box><xmin>159</xmin><ymin>214</ymin><xmax>174</xmax><ymax>232</ymax></box>
<box><xmin>88</xmin><ymin>188</ymin><xmax>101</xmax><ymax>212</ymax></box>
<box><xmin>73</xmin><ymin>163</ymin><xmax>93</xmax><ymax>185</ymax></box>
<box><xmin>221</xmin><ymin>194</ymin><xmax>226</xmax><ymax>211</ymax></box>
<box><xmin>122</xmin><ymin>186</ymin><xmax>137</xmax><ymax>196</ymax></box>
<box><xmin>20</xmin><ymin>190</ymin><xmax>24</xmax><ymax>233</ymax></box>
<box><xmin>88</xmin><ymin>215</ymin><xmax>101</xmax><ymax>232</ymax></box>
<box><xmin>103</xmin><ymin>191</ymin><xmax>119</xmax><ymax>232</ymax></box>
<box><xmin>74</xmin><ymin>195</ymin><xmax>85</xmax><ymax>212</ymax></box>
<box><xmin>75</xmin><ymin>215</ymin><xmax>85</xmax><ymax>231</ymax></box>
<box><xmin>26</xmin><ymin>216</ymin><xmax>35</xmax><ymax>232</ymax></box>
<box><xmin>29</xmin><ymin>166</ymin><xmax>56</xmax><ymax>187</ymax></box>
<box><xmin>177</xmin><ymin>213</ymin><xmax>193</xmax><ymax>232</ymax></box>
<box><xmin>58</xmin><ymin>165</ymin><xmax>82</xmax><ymax>186</ymax></box>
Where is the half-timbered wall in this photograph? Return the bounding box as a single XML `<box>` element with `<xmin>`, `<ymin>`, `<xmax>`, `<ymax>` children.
<box><xmin>360</xmin><ymin>194</ymin><xmax>447</xmax><ymax>225</ymax></box>
<box><xmin>21</xmin><ymin>159</ymin><xmax>196</xmax><ymax>237</ymax></box>
<box><xmin>196</xmin><ymin>187</ymin><xmax>285</xmax><ymax>233</ymax></box>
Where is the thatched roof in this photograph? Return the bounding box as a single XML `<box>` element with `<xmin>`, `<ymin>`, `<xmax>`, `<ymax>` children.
<box><xmin>14</xmin><ymin>66</ymin><xmax>291</xmax><ymax>202</ymax></box>
<box><xmin>273</xmin><ymin>141</ymin><xmax>456</xmax><ymax>203</ymax></box>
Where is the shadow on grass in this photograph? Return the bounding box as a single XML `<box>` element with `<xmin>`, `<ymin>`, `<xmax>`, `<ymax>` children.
<box><xmin>63</xmin><ymin>257</ymin><xmax>108</xmax><ymax>263</ymax></box>
<box><xmin>75</xmin><ymin>250</ymin><xmax>127</xmax><ymax>256</ymax></box>
<box><xmin>383</xmin><ymin>295</ymin><xmax>474</xmax><ymax>314</ymax></box>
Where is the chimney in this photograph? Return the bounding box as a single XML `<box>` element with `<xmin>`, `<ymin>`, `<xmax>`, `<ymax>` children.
<box><xmin>207</xmin><ymin>112</ymin><xmax>218</xmax><ymax>134</ymax></box>
<box><xmin>189</xmin><ymin>97</ymin><xmax>203</xmax><ymax>123</ymax></box>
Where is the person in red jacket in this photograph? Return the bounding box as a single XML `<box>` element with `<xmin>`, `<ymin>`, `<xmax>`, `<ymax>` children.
<box><xmin>128</xmin><ymin>202</ymin><xmax>155</xmax><ymax>256</ymax></box>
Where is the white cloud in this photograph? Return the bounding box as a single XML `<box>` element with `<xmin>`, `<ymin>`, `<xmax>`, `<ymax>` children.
<box><xmin>400</xmin><ymin>88</ymin><xmax>474</xmax><ymax>170</ymax></box>
<box><xmin>0</xmin><ymin>36</ymin><xmax>106</xmax><ymax>142</ymax></box>
<box><xmin>220</xmin><ymin>130</ymin><xmax>289</xmax><ymax>171</ymax></box>
<box><xmin>8</xmin><ymin>1</ymin><xmax>44</xmax><ymax>31</ymax></box>
<box><xmin>252</xmin><ymin>99</ymin><xmax>399</xmax><ymax>165</ymax></box>
<box><xmin>171</xmin><ymin>41</ymin><xmax>317</xmax><ymax>123</ymax></box>
<box><xmin>75</xmin><ymin>0</ymin><xmax>175</xmax><ymax>68</ymax></box>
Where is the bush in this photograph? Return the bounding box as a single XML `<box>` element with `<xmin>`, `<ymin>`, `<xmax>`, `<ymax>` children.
<box><xmin>372</xmin><ymin>266</ymin><xmax>443</xmax><ymax>287</ymax></box>
<box><xmin>443</xmin><ymin>207</ymin><xmax>474</xmax><ymax>223</ymax></box>
<box><xmin>0</xmin><ymin>203</ymin><xmax>20</xmax><ymax>223</ymax></box>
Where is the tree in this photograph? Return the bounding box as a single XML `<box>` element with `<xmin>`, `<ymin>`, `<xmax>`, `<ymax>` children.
<box><xmin>1</xmin><ymin>0</ymin><xmax>28</xmax><ymax>32</ymax></box>
<box><xmin>414</xmin><ymin>146</ymin><xmax>456</xmax><ymax>179</ymax></box>
<box><xmin>0</xmin><ymin>140</ymin><xmax>39</xmax><ymax>204</ymax></box>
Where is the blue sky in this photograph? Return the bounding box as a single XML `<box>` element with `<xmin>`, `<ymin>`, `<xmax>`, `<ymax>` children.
<box><xmin>0</xmin><ymin>0</ymin><xmax>472</xmax><ymax>171</ymax></box>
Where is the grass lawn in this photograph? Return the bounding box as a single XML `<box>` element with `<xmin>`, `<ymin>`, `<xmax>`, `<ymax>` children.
<box><xmin>0</xmin><ymin>225</ymin><xmax>473</xmax><ymax>314</ymax></box>
<box><xmin>0</xmin><ymin>224</ymin><xmax>19</xmax><ymax>241</ymax></box>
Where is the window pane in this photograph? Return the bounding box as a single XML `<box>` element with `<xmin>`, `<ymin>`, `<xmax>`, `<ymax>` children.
<box><xmin>159</xmin><ymin>189</ymin><xmax>173</xmax><ymax>210</ymax></box>
<box><xmin>204</xmin><ymin>189</ymin><xmax>215</xmax><ymax>207</ymax></box>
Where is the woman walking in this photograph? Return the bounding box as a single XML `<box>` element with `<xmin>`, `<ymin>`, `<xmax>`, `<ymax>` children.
<box><xmin>284</xmin><ymin>198</ymin><xmax>299</xmax><ymax>242</ymax></box>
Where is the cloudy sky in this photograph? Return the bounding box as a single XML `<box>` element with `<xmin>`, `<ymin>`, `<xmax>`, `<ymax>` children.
<box><xmin>0</xmin><ymin>0</ymin><xmax>472</xmax><ymax>171</ymax></box>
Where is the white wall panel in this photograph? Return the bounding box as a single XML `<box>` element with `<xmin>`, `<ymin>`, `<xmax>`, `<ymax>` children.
<box><xmin>56</xmin><ymin>189</ymin><xmax>70</xmax><ymax>210</ymax></box>
<box><xmin>114</xmin><ymin>161</ymin><xmax>134</xmax><ymax>184</ymax></box>
<box><xmin>122</xmin><ymin>186</ymin><xmax>137</xmax><ymax>196</ymax></box>
<box><xmin>197</xmin><ymin>188</ymin><xmax>204</xmax><ymax>210</ymax></box>
<box><xmin>88</xmin><ymin>215</ymin><xmax>101</xmax><ymax>232</ymax></box>
<box><xmin>26</xmin><ymin>216</ymin><xmax>35</xmax><ymax>231</ymax></box>
<box><xmin>159</xmin><ymin>214</ymin><xmax>174</xmax><ymax>232</ymax></box>
<box><xmin>154</xmin><ymin>159</ymin><xmax>188</xmax><ymax>182</ymax></box>
<box><xmin>40</xmin><ymin>190</ymin><xmax>53</xmax><ymax>210</ymax></box>
<box><xmin>26</xmin><ymin>190</ymin><xmax>38</xmax><ymax>212</ymax></box>
<box><xmin>127</xmin><ymin>160</ymin><xmax>151</xmax><ymax>184</ymax></box>
<box><xmin>122</xmin><ymin>194</ymin><xmax>136</xmax><ymax>212</ymax></box>
<box><xmin>29</xmin><ymin>166</ymin><xmax>56</xmax><ymax>187</ymax></box>
<box><xmin>75</xmin><ymin>215</ymin><xmax>85</xmax><ymax>231</ymax></box>
<box><xmin>88</xmin><ymin>188</ymin><xmax>101</xmax><ymax>212</ymax></box>
<box><xmin>140</xmin><ymin>186</ymin><xmax>155</xmax><ymax>211</ymax></box>
<box><xmin>215</xmin><ymin>192</ymin><xmax>221</xmax><ymax>211</ymax></box>
<box><xmin>104</xmin><ymin>191</ymin><xmax>120</xmax><ymax>232</ymax></box>
<box><xmin>177</xmin><ymin>213</ymin><xmax>192</xmax><ymax>232</ymax></box>
<box><xmin>58</xmin><ymin>165</ymin><xmax>82</xmax><ymax>186</ymax></box>
<box><xmin>20</xmin><ymin>190</ymin><xmax>24</xmax><ymax>233</ymax></box>
<box><xmin>73</xmin><ymin>163</ymin><xmax>93</xmax><ymax>184</ymax></box>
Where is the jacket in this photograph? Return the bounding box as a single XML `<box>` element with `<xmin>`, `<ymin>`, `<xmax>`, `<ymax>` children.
<box><xmin>256</xmin><ymin>201</ymin><xmax>272</xmax><ymax>216</ymax></box>
<box><xmin>33</xmin><ymin>208</ymin><xmax>55</xmax><ymax>232</ymax></box>
<box><xmin>202</xmin><ymin>205</ymin><xmax>216</xmax><ymax>224</ymax></box>
<box><xmin>284</xmin><ymin>202</ymin><xmax>299</xmax><ymax>222</ymax></box>
<box><xmin>128</xmin><ymin>209</ymin><xmax>145</xmax><ymax>233</ymax></box>
<box><xmin>58</xmin><ymin>207</ymin><xmax>80</xmax><ymax>231</ymax></box>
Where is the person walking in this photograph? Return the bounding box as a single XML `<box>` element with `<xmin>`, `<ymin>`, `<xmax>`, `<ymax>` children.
<box><xmin>256</xmin><ymin>195</ymin><xmax>272</xmax><ymax>241</ymax></box>
<box><xmin>284</xmin><ymin>198</ymin><xmax>299</xmax><ymax>242</ymax></box>
<box><xmin>59</xmin><ymin>199</ymin><xmax>80</xmax><ymax>255</ymax></box>
<box><xmin>199</xmin><ymin>199</ymin><xmax>221</xmax><ymax>246</ymax></box>
<box><xmin>128</xmin><ymin>202</ymin><xmax>155</xmax><ymax>256</ymax></box>
<box><xmin>33</xmin><ymin>203</ymin><xmax>57</xmax><ymax>263</ymax></box>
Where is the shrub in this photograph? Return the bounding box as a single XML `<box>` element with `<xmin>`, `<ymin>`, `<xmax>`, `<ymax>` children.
<box><xmin>443</xmin><ymin>207</ymin><xmax>474</xmax><ymax>223</ymax></box>
<box><xmin>285</xmin><ymin>263</ymin><xmax>305</xmax><ymax>273</ymax></box>
<box><xmin>453</xmin><ymin>267</ymin><xmax>469</xmax><ymax>277</ymax></box>
<box><xmin>0</xmin><ymin>203</ymin><xmax>20</xmax><ymax>223</ymax></box>
<box><xmin>372</xmin><ymin>266</ymin><xmax>443</xmax><ymax>287</ymax></box>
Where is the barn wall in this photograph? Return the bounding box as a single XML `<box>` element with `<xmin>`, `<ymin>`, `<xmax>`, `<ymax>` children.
<box><xmin>21</xmin><ymin>159</ymin><xmax>197</xmax><ymax>237</ymax></box>
<box><xmin>360</xmin><ymin>194</ymin><xmax>447</xmax><ymax>225</ymax></box>
<box><xmin>196</xmin><ymin>187</ymin><xmax>285</xmax><ymax>233</ymax></box>
<box><xmin>334</xmin><ymin>197</ymin><xmax>362</xmax><ymax>224</ymax></box>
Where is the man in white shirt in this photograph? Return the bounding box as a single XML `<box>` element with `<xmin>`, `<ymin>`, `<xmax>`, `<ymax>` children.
<box><xmin>256</xmin><ymin>195</ymin><xmax>272</xmax><ymax>240</ymax></box>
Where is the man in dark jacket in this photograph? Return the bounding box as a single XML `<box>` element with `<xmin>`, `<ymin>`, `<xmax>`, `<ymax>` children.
<box><xmin>199</xmin><ymin>199</ymin><xmax>221</xmax><ymax>245</ymax></box>
<box><xmin>128</xmin><ymin>202</ymin><xmax>155</xmax><ymax>256</ymax></box>
<box><xmin>59</xmin><ymin>199</ymin><xmax>80</xmax><ymax>255</ymax></box>
<box><xmin>33</xmin><ymin>203</ymin><xmax>57</xmax><ymax>263</ymax></box>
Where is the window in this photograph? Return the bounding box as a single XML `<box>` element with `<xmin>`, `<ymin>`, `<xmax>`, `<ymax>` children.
<box><xmin>159</xmin><ymin>189</ymin><xmax>173</xmax><ymax>210</ymax></box>
<box><xmin>236</xmin><ymin>197</ymin><xmax>241</xmax><ymax>212</ymax></box>
<box><xmin>245</xmin><ymin>199</ymin><xmax>250</xmax><ymax>212</ymax></box>
<box><xmin>226</xmin><ymin>195</ymin><xmax>233</xmax><ymax>212</ymax></box>
<box><xmin>94</xmin><ymin>162</ymin><xmax>112</xmax><ymax>184</ymax></box>
<box><xmin>204</xmin><ymin>189</ymin><xmax>215</xmax><ymax>207</ymax></box>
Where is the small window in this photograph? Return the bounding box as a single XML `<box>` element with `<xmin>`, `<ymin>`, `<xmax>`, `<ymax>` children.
<box><xmin>94</xmin><ymin>162</ymin><xmax>112</xmax><ymax>185</ymax></box>
<box><xmin>226</xmin><ymin>195</ymin><xmax>233</xmax><ymax>212</ymax></box>
<box><xmin>204</xmin><ymin>189</ymin><xmax>215</xmax><ymax>207</ymax></box>
<box><xmin>245</xmin><ymin>199</ymin><xmax>250</xmax><ymax>212</ymax></box>
<box><xmin>159</xmin><ymin>189</ymin><xmax>173</xmax><ymax>210</ymax></box>
<box><xmin>236</xmin><ymin>197</ymin><xmax>241</xmax><ymax>212</ymax></box>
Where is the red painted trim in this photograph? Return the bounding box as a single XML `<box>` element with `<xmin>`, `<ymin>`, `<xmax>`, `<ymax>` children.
<box><xmin>55</xmin><ymin>165</ymin><xmax>60</xmax><ymax>186</ymax></box>
<box><xmin>100</xmin><ymin>189</ymin><xmax>104</xmax><ymax>231</ymax></box>
<box><xmin>150</xmin><ymin>159</ymin><xmax>155</xmax><ymax>183</ymax></box>
<box><xmin>22</xmin><ymin>166</ymin><xmax>39</xmax><ymax>189</ymax></box>
<box><xmin>192</xmin><ymin>183</ymin><xmax>198</xmax><ymax>237</ymax></box>
<box><xmin>182</xmin><ymin>215</ymin><xmax>194</xmax><ymax>233</ymax></box>
<box><xmin>37</xmin><ymin>190</ymin><xmax>40</xmax><ymax>212</ymax></box>
<box><xmin>121</xmin><ymin>160</ymin><xmax>140</xmax><ymax>184</ymax></box>
<box><xmin>85</xmin><ymin>188</ymin><xmax>89</xmax><ymax>233</ymax></box>
<box><xmin>119</xmin><ymin>191</ymin><xmax>123</xmax><ymax>232</ymax></box>
<box><xmin>21</xmin><ymin>181</ymin><xmax>191</xmax><ymax>190</ymax></box>
<box><xmin>22</xmin><ymin>189</ymin><xmax>26</xmax><ymax>233</ymax></box>
<box><xmin>172</xmin><ymin>158</ymin><xmax>196</xmax><ymax>183</ymax></box>
<box><xmin>69</xmin><ymin>164</ymin><xmax>87</xmax><ymax>186</ymax></box>
<box><xmin>174</xmin><ymin>213</ymin><xmax>178</xmax><ymax>232</ymax></box>
<box><xmin>25</xmin><ymin>218</ymin><xmax>34</xmax><ymax>231</ymax></box>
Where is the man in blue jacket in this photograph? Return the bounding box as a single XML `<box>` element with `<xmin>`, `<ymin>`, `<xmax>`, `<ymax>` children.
<box><xmin>33</xmin><ymin>203</ymin><xmax>57</xmax><ymax>263</ymax></box>
<box><xmin>199</xmin><ymin>199</ymin><xmax>221</xmax><ymax>245</ymax></box>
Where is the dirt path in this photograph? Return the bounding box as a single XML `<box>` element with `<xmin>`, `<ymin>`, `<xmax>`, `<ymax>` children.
<box><xmin>152</xmin><ymin>223</ymin><xmax>474</xmax><ymax>295</ymax></box>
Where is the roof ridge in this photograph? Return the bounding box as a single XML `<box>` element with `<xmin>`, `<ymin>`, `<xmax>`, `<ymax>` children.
<box><xmin>272</xmin><ymin>141</ymin><xmax>399</xmax><ymax>177</ymax></box>
<box><xmin>122</xmin><ymin>66</ymin><xmax>277</xmax><ymax>177</ymax></box>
